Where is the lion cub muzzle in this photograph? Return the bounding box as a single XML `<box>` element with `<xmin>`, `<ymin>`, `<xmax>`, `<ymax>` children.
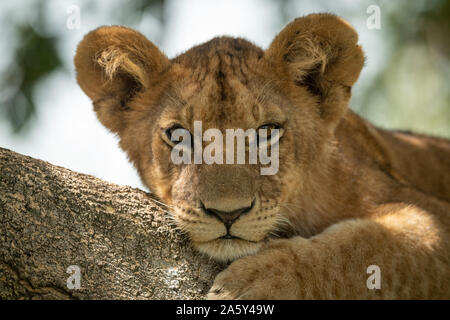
<box><xmin>201</xmin><ymin>198</ymin><xmax>256</xmax><ymax>237</ymax></box>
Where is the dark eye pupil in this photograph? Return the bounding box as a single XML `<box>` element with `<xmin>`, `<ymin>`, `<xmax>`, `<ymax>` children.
<box><xmin>258</xmin><ymin>124</ymin><xmax>280</xmax><ymax>134</ymax></box>
<box><xmin>166</xmin><ymin>125</ymin><xmax>184</xmax><ymax>142</ymax></box>
<box><xmin>257</xmin><ymin>123</ymin><xmax>281</xmax><ymax>146</ymax></box>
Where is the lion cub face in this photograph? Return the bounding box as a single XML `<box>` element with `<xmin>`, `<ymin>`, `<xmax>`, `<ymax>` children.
<box><xmin>75</xmin><ymin>14</ymin><xmax>363</xmax><ymax>261</ymax></box>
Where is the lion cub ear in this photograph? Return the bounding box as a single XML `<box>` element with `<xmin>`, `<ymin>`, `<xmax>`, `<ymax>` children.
<box><xmin>74</xmin><ymin>26</ymin><xmax>169</xmax><ymax>133</ymax></box>
<box><xmin>265</xmin><ymin>14</ymin><xmax>364</xmax><ymax>124</ymax></box>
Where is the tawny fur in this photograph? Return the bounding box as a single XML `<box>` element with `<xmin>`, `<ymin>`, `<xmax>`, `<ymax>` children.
<box><xmin>74</xmin><ymin>14</ymin><xmax>450</xmax><ymax>299</ymax></box>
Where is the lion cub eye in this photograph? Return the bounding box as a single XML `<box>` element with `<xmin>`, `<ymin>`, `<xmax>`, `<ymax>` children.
<box><xmin>162</xmin><ymin>124</ymin><xmax>192</xmax><ymax>147</ymax></box>
<box><xmin>258</xmin><ymin>123</ymin><xmax>280</xmax><ymax>132</ymax></box>
<box><xmin>257</xmin><ymin>123</ymin><xmax>283</xmax><ymax>146</ymax></box>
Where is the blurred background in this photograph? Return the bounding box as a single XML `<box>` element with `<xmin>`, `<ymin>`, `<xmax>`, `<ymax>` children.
<box><xmin>0</xmin><ymin>0</ymin><xmax>449</xmax><ymax>190</ymax></box>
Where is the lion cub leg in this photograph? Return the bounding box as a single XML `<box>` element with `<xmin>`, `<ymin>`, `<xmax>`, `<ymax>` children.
<box><xmin>208</xmin><ymin>203</ymin><xmax>450</xmax><ymax>299</ymax></box>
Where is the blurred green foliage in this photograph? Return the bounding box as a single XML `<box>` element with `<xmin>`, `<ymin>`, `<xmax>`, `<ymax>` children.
<box><xmin>0</xmin><ymin>0</ymin><xmax>166</xmax><ymax>134</ymax></box>
<box><xmin>0</xmin><ymin>0</ymin><xmax>448</xmax><ymax>137</ymax></box>
<box><xmin>356</xmin><ymin>0</ymin><xmax>450</xmax><ymax>137</ymax></box>
<box><xmin>2</xmin><ymin>25</ymin><xmax>61</xmax><ymax>133</ymax></box>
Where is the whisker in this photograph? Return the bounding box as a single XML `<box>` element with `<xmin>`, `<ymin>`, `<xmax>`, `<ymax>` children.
<box><xmin>279</xmin><ymin>202</ymin><xmax>303</xmax><ymax>210</ymax></box>
<box><xmin>156</xmin><ymin>207</ymin><xmax>176</xmax><ymax>216</ymax></box>
<box><xmin>268</xmin><ymin>231</ymin><xmax>282</xmax><ymax>238</ymax></box>
<box><xmin>149</xmin><ymin>197</ymin><xmax>175</xmax><ymax>209</ymax></box>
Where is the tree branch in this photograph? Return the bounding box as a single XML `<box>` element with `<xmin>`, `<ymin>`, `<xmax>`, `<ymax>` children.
<box><xmin>0</xmin><ymin>147</ymin><xmax>223</xmax><ymax>299</ymax></box>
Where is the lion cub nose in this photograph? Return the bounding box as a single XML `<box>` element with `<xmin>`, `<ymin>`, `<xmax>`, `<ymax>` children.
<box><xmin>201</xmin><ymin>200</ymin><xmax>255</xmax><ymax>229</ymax></box>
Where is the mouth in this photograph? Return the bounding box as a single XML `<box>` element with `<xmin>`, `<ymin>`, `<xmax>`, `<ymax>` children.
<box><xmin>220</xmin><ymin>234</ymin><xmax>238</xmax><ymax>240</ymax></box>
<box><xmin>218</xmin><ymin>234</ymin><xmax>260</xmax><ymax>243</ymax></box>
<box><xmin>172</xmin><ymin>198</ymin><xmax>279</xmax><ymax>261</ymax></box>
<box><xmin>193</xmin><ymin>237</ymin><xmax>263</xmax><ymax>261</ymax></box>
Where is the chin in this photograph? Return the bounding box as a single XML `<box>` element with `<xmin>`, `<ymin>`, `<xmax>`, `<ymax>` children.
<box><xmin>193</xmin><ymin>238</ymin><xmax>263</xmax><ymax>262</ymax></box>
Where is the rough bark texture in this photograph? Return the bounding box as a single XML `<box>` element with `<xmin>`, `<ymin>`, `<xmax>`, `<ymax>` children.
<box><xmin>0</xmin><ymin>147</ymin><xmax>224</xmax><ymax>300</ymax></box>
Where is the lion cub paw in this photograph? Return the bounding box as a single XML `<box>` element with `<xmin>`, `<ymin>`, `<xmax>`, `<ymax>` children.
<box><xmin>207</xmin><ymin>242</ymin><xmax>301</xmax><ymax>300</ymax></box>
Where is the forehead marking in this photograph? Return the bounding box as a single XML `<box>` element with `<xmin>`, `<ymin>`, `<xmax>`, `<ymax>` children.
<box><xmin>215</xmin><ymin>52</ymin><xmax>227</xmax><ymax>101</ymax></box>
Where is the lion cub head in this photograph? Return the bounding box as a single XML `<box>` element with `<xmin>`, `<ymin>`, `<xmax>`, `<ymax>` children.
<box><xmin>75</xmin><ymin>14</ymin><xmax>364</xmax><ymax>261</ymax></box>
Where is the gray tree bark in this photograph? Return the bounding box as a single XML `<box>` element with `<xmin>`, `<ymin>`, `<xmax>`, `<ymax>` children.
<box><xmin>0</xmin><ymin>147</ymin><xmax>223</xmax><ymax>299</ymax></box>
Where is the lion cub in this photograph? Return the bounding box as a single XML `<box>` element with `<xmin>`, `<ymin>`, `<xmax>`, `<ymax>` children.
<box><xmin>75</xmin><ymin>14</ymin><xmax>450</xmax><ymax>299</ymax></box>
